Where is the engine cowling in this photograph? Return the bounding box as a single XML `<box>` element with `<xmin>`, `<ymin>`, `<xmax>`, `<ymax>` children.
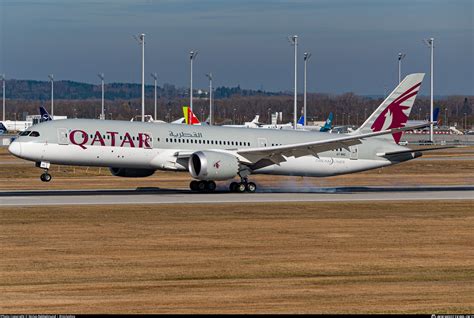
<box><xmin>109</xmin><ymin>167</ymin><xmax>155</xmax><ymax>178</ymax></box>
<box><xmin>188</xmin><ymin>151</ymin><xmax>239</xmax><ymax>181</ymax></box>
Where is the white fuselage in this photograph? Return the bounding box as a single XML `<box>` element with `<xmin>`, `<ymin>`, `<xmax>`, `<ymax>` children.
<box><xmin>9</xmin><ymin>119</ymin><xmax>412</xmax><ymax>178</ymax></box>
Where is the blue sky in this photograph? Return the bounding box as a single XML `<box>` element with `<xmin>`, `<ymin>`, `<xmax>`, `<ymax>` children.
<box><xmin>0</xmin><ymin>0</ymin><xmax>473</xmax><ymax>95</ymax></box>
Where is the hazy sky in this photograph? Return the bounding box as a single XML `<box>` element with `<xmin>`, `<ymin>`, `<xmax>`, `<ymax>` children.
<box><xmin>1</xmin><ymin>0</ymin><xmax>473</xmax><ymax>95</ymax></box>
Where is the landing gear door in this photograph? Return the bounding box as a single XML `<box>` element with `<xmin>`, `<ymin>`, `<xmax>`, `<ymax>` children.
<box><xmin>350</xmin><ymin>145</ymin><xmax>358</xmax><ymax>160</ymax></box>
<box><xmin>57</xmin><ymin>128</ymin><xmax>69</xmax><ymax>145</ymax></box>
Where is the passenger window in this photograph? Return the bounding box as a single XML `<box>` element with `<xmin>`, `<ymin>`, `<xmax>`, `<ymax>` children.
<box><xmin>30</xmin><ymin>131</ymin><xmax>40</xmax><ymax>137</ymax></box>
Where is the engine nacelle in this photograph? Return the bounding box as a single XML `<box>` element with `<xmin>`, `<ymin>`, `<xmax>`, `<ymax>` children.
<box><xmin>188</xmin><ymin>151</ymin><xmax>239</xmax><ymax>181</ymax></box>
<box><xmin>109</xmin><ymin>167</ymin><xmax>155</xmax><ymax>178</ymax></box>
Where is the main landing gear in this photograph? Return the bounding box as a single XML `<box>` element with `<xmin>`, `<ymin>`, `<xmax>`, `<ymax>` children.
<box><xmin>229</xmin><ymin>178</ymin><xmax>256</xmax><ymax>193</ymax></box>
<box><xmin>190</xmin><ymin>180</ymin><xmax>217</xmax><ymax>192</ymax></box>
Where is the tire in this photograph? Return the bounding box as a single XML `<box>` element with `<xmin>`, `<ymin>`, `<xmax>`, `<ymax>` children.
<box><xmin>246</xmin><ymin>182</ymin><xmax>256</xmax><ymax>193</ymax></box>
<box><xmin>197</xmin><ymin>180</ymin><xmax>207</xmax><ymax>191</ymax></box>
<box><xmin>190</xmin><ymin>180</ymin><xmax>199</xmax><ymax>191</ymax></box>
<box><xmin>41</xmin><ymin>173</ymin><xmax>51</xmax><ymax>182</ymax></box>
<box><xmin>236</xmin><ymin>182</ymin><xmax>246</xmax><ymax>193</ymax></box>
<box><xmin>207</xmin><ymin>181</ymin><xmax>217</xmax><ymax>191</ymax></box>
<box><xmin>229</xmin><ymin>182</ymin><xmax>238</xmax><ymax>192</ymax></box>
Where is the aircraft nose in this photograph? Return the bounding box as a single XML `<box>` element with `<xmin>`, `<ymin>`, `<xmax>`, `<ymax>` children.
<box><xmin>8</xmin><ymin>140</ymin><xmax>22</xmax><ymax>157</ymax></box>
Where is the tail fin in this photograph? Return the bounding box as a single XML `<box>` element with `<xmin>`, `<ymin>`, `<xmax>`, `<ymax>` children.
<box><xmin>251</xmin><ymin>115</ymin><xmax>260</xmax><ymax>124</ymax></box>
<box><xmin>39</xmin><ymin>105</ymin><xmax>52</xmax><ymax>121</ymax></box>
<box><xmin>320</xmin><ymin>112</ymin><xmax>333</xmax><ymax>132</ymax></box>
<box><xmin>356</xmin><ymin>73</ymin><xmax>425</xmax><ymax>143</ymax></box>
<box><xmin>182</xmin><ymin>106</ymin><xmax>201</xmax><ymax>125</ymax></box>
<box><xmin>297</xmin><ymin>115</ymin><xmax>305</xmax><ymax>126</ymax></box>
<box><xmin>433</xmin><ymin>107</ymin><xmax>440</xmax><ymax>125</ymax></box>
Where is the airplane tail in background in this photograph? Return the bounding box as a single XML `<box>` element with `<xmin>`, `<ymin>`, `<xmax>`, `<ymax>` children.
<box><xmin>433</xmin><ymin>107</ymin><xmax>440</xmax><ymax>125</ymax></box>
<box><xmin>251</xmin><ymin>115</ymin><xmax>260</xmax><ymax>124</ymax></box>
<box><xmin>39</xmin><ymin>105</ymin><xmax>53</xmax><ymax>121</ymax></box>
<box><xmin>182</xmin><ymin>106</ymin><xmax>201</xmax><ymax>125</ymax></box>
<box><xmin>297</xmin><ymin>115</ymin><xmax>305</xmax><ymax>126</ymax></box>
<box><xmin>355</xmin><ymin>73</ymin><xmax>425</xmax><ymax>144</ymax></box>
<box><xmin>320</xmin><ymin>112</ymin><xmax>333</xmax><ymax>132</ymax></box>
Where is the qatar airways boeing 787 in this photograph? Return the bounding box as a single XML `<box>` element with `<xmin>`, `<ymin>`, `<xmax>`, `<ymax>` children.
<box><xmin>9</xmin><ymin>73</ymin><xmax>437</xmax><ymax>192</ymax></box>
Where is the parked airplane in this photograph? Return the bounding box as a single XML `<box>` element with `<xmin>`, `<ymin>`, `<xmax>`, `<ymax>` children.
<box><xmin>296</xmin><ymin>112</ymin><xmax>333</xmax><ymax>132</ymax></box>
<box><xmin>0</xmin><ymin>120</ymin><xmax>33</xmax><ymax>132</ymax></box>
<box><xmin>224</xmin><ymin>115</ymin><xmax>262</xmax><ymax>128</ymax></box>
<box><xmin>10</xmin><ymin>73</ymin><xmax>439</xmax><ymax>192</ymax></box>
<box><xmin>407</xmin><ymin>107</ymin><xmax>440</xmax><ymax>127</ymax></box>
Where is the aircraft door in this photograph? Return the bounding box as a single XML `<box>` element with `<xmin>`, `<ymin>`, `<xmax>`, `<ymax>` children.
<box><xmin>57</xmin><ymin>128</ymin><xmax>69</xmax><ymax>145</ymax></box>
<box><xmin>257</xmin><ymin>138</ymin><xmax>268</xmax><ymax>147</ymax></box>
<box><xmin>350</xmin><ymin>145</ymin><xmax>358</xmax><ymax>160</ymax></box>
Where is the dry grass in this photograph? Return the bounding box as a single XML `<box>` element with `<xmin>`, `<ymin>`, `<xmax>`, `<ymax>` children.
<box><xmin>1</xmin><ymin>201</ymin><xmax>473</xmax><ymax>313</ymax></box>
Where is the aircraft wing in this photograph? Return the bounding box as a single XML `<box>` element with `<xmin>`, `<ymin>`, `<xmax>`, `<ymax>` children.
<box><xmin>237</xmin><ymin>123</ymin><xmax>432</xmax><ymax>166</ymax></box>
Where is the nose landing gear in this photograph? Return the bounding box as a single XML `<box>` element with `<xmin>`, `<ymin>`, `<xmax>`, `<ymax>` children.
<box><xmin>40</xmin><ymin>171</ymin><xmax>52</xmax><ymax>182</ymax></box>
<box><xmin>36</xmin><ymin>161</ymin><xmax>52</xmax><ymax>182</ymax></box>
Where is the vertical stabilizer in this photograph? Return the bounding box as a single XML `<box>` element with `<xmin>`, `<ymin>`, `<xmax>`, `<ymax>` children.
<box><xmin>356</xmin><ymin>73</ymin><xmax>425</xmax><ymax>143</ymax></box>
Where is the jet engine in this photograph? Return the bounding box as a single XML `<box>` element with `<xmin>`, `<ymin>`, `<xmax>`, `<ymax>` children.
<box><xmin>109</xmin><ymin>167</ymin><xmax>155</xmax><ymax>178</ymax></box>
<box><xmin>188</xmin><ymin>151</ymin><xmax>239</xmax><ymax>181</ymax></box>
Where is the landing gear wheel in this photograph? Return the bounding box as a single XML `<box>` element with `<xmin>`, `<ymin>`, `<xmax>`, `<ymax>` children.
<box><xmin>206</xmin><ymin>180</ymin><xmax>217</xmax><ymax>192</ymax></box>
<box><xmin>40</xmin><ymin>173</ymin><xmax>52</xmax><ymax>182</ymax></box>
<box><xmin>230</xmin><ymin>182</ymin><xmax>238</xmax><ymax>192</ymax></box>
<box><xmin>246</xmin><ymin>182</ymin><xmax>257</xmax><ymax>193</ymax></box>
<box><xmin>197</xmin><ymin>180</ymin><xmax>207</xmax><ymax>191</ymax></box>
<box><xmin>236</xmin><ymin>182</ymin><xmax>246</xmax><ymax>193</ymax></box>
<box><xmin>190</xmin><ymin>180</ymin><xmax>199</xmax><ymax>191</ymax></box>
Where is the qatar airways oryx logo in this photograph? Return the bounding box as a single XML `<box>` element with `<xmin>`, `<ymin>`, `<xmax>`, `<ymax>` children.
<box><xmin>371</xmin><ymin>82</ymin><xmax>421</xmax><ymax>143</ymax></box>
<box><xmin>69</xmin><ymin>130</ymin><xmax>152</xmax><ymax>150</ymax></box>
<box><xmin>213</xmin><ymin>160</ymin><xmax>221</xmax><ymax>169</ymax></box>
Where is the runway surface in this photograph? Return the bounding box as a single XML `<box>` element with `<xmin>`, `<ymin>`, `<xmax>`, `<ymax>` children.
<box><xmin>1</xmin><ymin>185</ymin><xmax>473</xmax><ymax>206</ymax></box>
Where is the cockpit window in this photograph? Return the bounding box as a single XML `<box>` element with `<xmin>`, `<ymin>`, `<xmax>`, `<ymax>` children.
<box><xmin>19</xmin><ymin>131</ymin><xmax>31</xmax><ymax>136</ymax></box>
<box><xmin>29</xmin><ymin>131</ymin><xmax>40</xmax><ymax>137</ymax></box>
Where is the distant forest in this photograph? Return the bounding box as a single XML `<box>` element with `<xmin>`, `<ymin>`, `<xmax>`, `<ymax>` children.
<box><xmin>2</xmin><ymin>79</ymin><xmax>473</xmax><ymax>128</ymax></box>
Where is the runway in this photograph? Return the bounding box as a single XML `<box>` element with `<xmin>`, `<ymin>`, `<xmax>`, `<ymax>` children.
<box><xmin>1</xmin><ymin>185</ymin><xmax>473</xmax><ymax>206</ymax></box>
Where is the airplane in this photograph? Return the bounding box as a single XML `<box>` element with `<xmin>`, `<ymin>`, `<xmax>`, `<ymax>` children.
<box><xmin>9</xmin><ymin>73</ymin><xmax>443</xmax><ymax>192</ymax></box>
<box><xmin>224</xmin><ymin>115</ymin><xmax>262</xmax><ymax>128</ymax></box>
<box><xmin>406</xmin><ymin>107</ymin><xmax>440</xmax><ymax>127</ymax></box>
<box><xmin>295</xmin><ymin>112</ymin><xmax>333</xmax><ymax>132</ymax></box>
<box><xmin>0</xmin><ymin>105</ymin><xmax>65</xmax><ymax>133</ymax></box>
<box><xmin>0</xmin><ymin>119</ymin><xmax>33</xmax><ymax>132</ymax></box>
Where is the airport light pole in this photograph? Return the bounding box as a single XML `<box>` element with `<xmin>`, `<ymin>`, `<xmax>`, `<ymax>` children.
<box><xmin>444</xmin><ymin>107</ymin><xmax>448</xmax><ymax>127</ymax></box>
<box><xmin>206</xmin><ymin>72</ymin><xmax>213</xmax><ymax>125</ymax></box>
<box><xmin>303</xmin><ymin>52</ymin><xmax>311</xmax><ymax>126</ymax></box>
<box><xmin>151</xmin><ymin>72</ymin><xmax>158</xmax><ymax>121</ymax></box>
<box><xmin>98</xmin><ymin>73</ymin><xmax>105</xmax><ymax>120</ymax></box>
<box><xmin>48</xmin><ymin>74</ymin><xmax>54</xmax><ymax>118</ymax></box>
<box><xmin>288</xmin><ymin>35</ymin><xmax>298</xmax><ymax>129</ymax></box>
<box><xmin>1</xmin><ymin>74</ymin><xmax>5</xmax><ymax>121</ymax></box>
<box><xmin>423</xmin><ymin>37</ymin><xmax>434</xmax><ymax>143</ymax></box>
<box><xmin>398</xmin><ymin>52</ymin><xmax>406</xmax><ymax>84</ymax></box>
<box><xmin>189</xmin><ymin>50</ymin><xmax>198</xmax><ymax>112</ymax></box>
<box><xmin>134</xmin><ymin>33</ymin><xmax>145</xmax><ymax>122</ymax></box>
